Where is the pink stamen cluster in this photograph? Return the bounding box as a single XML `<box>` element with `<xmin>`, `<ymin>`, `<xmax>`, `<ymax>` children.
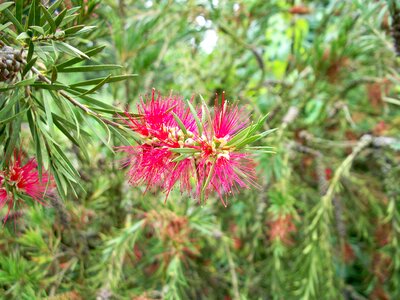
<box><xmin>0</xmin><ymin>152</ymin><xmax>51</xmax><ymax>222</ymax></box>
<box><xmin>120</xmin><ymin>90</ymin><xmax>260</xmax><ymax>206</ymax></box>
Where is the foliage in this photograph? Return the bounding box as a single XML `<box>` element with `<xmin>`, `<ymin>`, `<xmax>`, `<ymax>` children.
<box><xmin>0</xmin><ymin>0</ymin><xmax>400</xmax><ymax>299</ymax></box>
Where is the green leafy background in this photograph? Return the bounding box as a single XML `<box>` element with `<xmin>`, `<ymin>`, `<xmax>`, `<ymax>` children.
<box><xmin>0</xmin><ymin>0</ymin><xmax>399</xmax><ymax>299</ymax></box>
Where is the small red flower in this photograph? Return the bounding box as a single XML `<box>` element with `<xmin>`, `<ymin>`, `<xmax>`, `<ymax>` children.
<box><xmin>325</xmin><ymin>168</ymin><xmax>333</xmax><ymax>181</ymax></box>
<box><xmin>0</xmin><ymin>152</ymin><xmax>52</xmax><ymax>223</ymax></box>
<box><xmin>268</xmin><ymin>214</ymin><xmax>296</xmax><ymax>245</ymax></box>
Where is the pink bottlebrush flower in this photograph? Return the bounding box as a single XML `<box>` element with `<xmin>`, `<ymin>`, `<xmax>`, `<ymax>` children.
<box><xmin>120</xmin><ymin>90</ymin><xmax>197</xmax><ymax>196</ymax></box>
<box><xmin>120</xmin><ymin>90</ymin><xmax>271</xmax><ymax>206</ymax></box>
<box><xmin>123</xmin><ymin>89</ymin><xmax>197</xmax><ymax>146</ymax></box>
<box><xmin>0</xmin><ymin>152</ymin><xmax>52</xmax><ymax>222</ymax></box>
<box><xmin>195</xmin><ymin>93</ymin><xmax>258</xmax><ymax>205</ymax></box>
<box><xmin>121</xmin><ymin>144</ymin><xmax>173</xmax><ymax>189</ymax></box>
<box><xmin>196</xmin><ymin>152</ymin><xmax>258</xmax><ymax>206</ymax></box>
<box><xmin>0</xmin><ymin>188</ymin><xmax>7</xmax><ymax>205</ymax></box>
<box><xmin>211</xmin><ymin>92</ymin><xmax>249</xmax><ymax>139</ymax></box>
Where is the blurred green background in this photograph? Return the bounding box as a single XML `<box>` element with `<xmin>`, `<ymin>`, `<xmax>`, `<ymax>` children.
<box><xmin>1</xmin><ymin>0</ymin><xmax>400</xmax><ymax>299</ymax></box>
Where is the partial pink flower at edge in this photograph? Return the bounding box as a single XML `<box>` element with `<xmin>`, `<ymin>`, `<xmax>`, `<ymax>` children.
<box><xmin>0</xmin><ymin>152</ymin><xmax>53</xmax><ymax>223</ymax></box>
<box><xmin>0</xmin><ymin>188</ymin><xmax>12</xmax><ymax>223</ymax></box>
<box><xmin>8</xmin><ymin>155</ymin><xmax>51</xmax><ymax>204</ymax></box>
<box><xmin>7</xmin><ymin>153</ymin><xmax>53</xmax><ymax>204</ymax></box>
<box><xmin>0</xmin><ymin>178</ymin><xmax>8</xmax><ymax>210</ymax></box>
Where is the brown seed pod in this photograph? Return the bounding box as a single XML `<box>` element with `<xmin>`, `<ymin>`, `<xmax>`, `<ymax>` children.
<box><xmin>0</xmin><ymin>44</ymin><xmax>24</xmax><ymax>83</ymax></box>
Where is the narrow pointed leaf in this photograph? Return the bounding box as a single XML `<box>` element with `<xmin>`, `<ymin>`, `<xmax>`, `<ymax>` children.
<box><xmin>54</xmin><ymin>41</ymin><xmax>89</xmax><ymax>59</ymax></box>
<box><xmin>30</xmin><ymin>25</ymin><xmax>44</xmax><ymax>35</ymax></box>
<box><xmin>22</xmin><ymin>57</ymin><xmax>38</xmax><ymax>78</ymax></box>
<box><xmin>54</xmin><ymin>8</ymin><xmax>67</xmax><ymax>28</ymax></box>
<box><xmin>78</xmin><ymin>74</ymin><xmax>111</xmax><ymax>96</ymax></box>
<box><xmin>58</xmin><ymin>65</ymin><xmax>122</xmax><ymax>73</ymax></box>
<box><xmin>64</xmin><ymin>25</ymin><xmax>86</xmax><ymax>35</ymax></box>
<box><xmin>0</xmin><ymin>2</ymin><xmax>14</xmax><ymax>12</ymax></box>
<box><xmin>40</xmin><ymin>4</ymin><xmax>56</xmax><ymax>33</ymax></box>
<box><xmin>2</xmin><ymin>9</ymin><xmax>24</xmax><ymax>32</ymax></box>
<box><xmin>169</xmin><ymin>148</ymin><xmax>198</xmax><ymax>154</ymax></box>
<box><xmin>185</xmin><ymin>99</ymin><xmax>203</xmax><ymax>136</ymax></box>
<box><xmin>56</xmin><ymin>45</ymin><xmax>105</xmax><ymax>69</ymax></box>
<box><xmin>171</xmin><ymin>112</ymin><xmax>188</xmax><ymax>135</ymax></box>
<box><xmin>15</xmin><ymin>0</ymin><xmax>22</xmax><ymax>22</ymax></box>
<box><xmin>0</xmin><ymin>108</ymin><xmax>29</xmax><ymax>124</ymax></box>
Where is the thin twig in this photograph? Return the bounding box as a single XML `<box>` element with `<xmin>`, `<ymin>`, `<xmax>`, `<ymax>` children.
<box><xmin>299</xmin><ymin>131</ymin><xmax>400</xmax><ymax>149</ymax></box>
<box><xmin>217</xmin><ymin>23</ymin><xmax>265</xmax><ymax>88</ymax></box>
<box><xmin>27</xmin><ymin>63</ymin><xmax>124</xmax><ymax>129</ymax></box>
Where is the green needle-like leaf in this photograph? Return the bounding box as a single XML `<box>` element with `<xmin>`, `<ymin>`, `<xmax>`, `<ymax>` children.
<box><xmin>0</xmin><ymin>2</ymin><xmax>14</xmax><ymax>13</ymax></box>
<box><xmin>2</xmin><ymin>8</ymin><xmax>24</xmax><ymax>33</ymax></box>
<box><xmin>58</xmin><ymin>65</ymin><xmax>122</xmax><ymax>73</ymax></box>
<box><xmin>185</xmin><ymin>99</ymin><xmax>203</xmax><ymax>136</ymax></box>
<box><xmin>171</xmin><ymin>112</ymin><xmax>188</xmax><ymax>135</ymax></box>
<box><xmin>40</xmin><ymin>4</ymin><xmax>56</xmax><ymax>33</ymax></box>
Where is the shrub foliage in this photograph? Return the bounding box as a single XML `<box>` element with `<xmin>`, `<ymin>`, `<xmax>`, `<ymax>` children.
<box><xmin>0</xmin><ymin>0</ymin><xmax>400</xmax><ymax>299</ymax></box>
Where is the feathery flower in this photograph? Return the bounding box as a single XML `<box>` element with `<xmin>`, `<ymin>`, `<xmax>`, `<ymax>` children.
<box><xmin>120</xmin><ymin>89</ymin><xmax>197</xmax><ymax>195</ymax></box>
<box><xmin>123</xmin><ymin>89</ymin><xmax>197</xmax><ymax>143</ymax></box>
<box><xmin>120</xmin><ymin>89</ymin><xmax>274</xmax><ymax>205</ymax></box>
<box><xmin>0</xmin><ymin>152</ymin><xmax>52</xmax><ymax>222</ymax></box>
<box><xmin>195</xmin><ymin>93</ymin><xmax>258</xmax><ymax>205</ymax></box>
<box><xmin>195</xmin><ymin>152</ymin><xmax>258</xmax><ymax>206</ymax></box>
<box><xmin>211</xmin><ymin>92</ymin><xmax>248</xmax><ymax>139</ymax></box>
